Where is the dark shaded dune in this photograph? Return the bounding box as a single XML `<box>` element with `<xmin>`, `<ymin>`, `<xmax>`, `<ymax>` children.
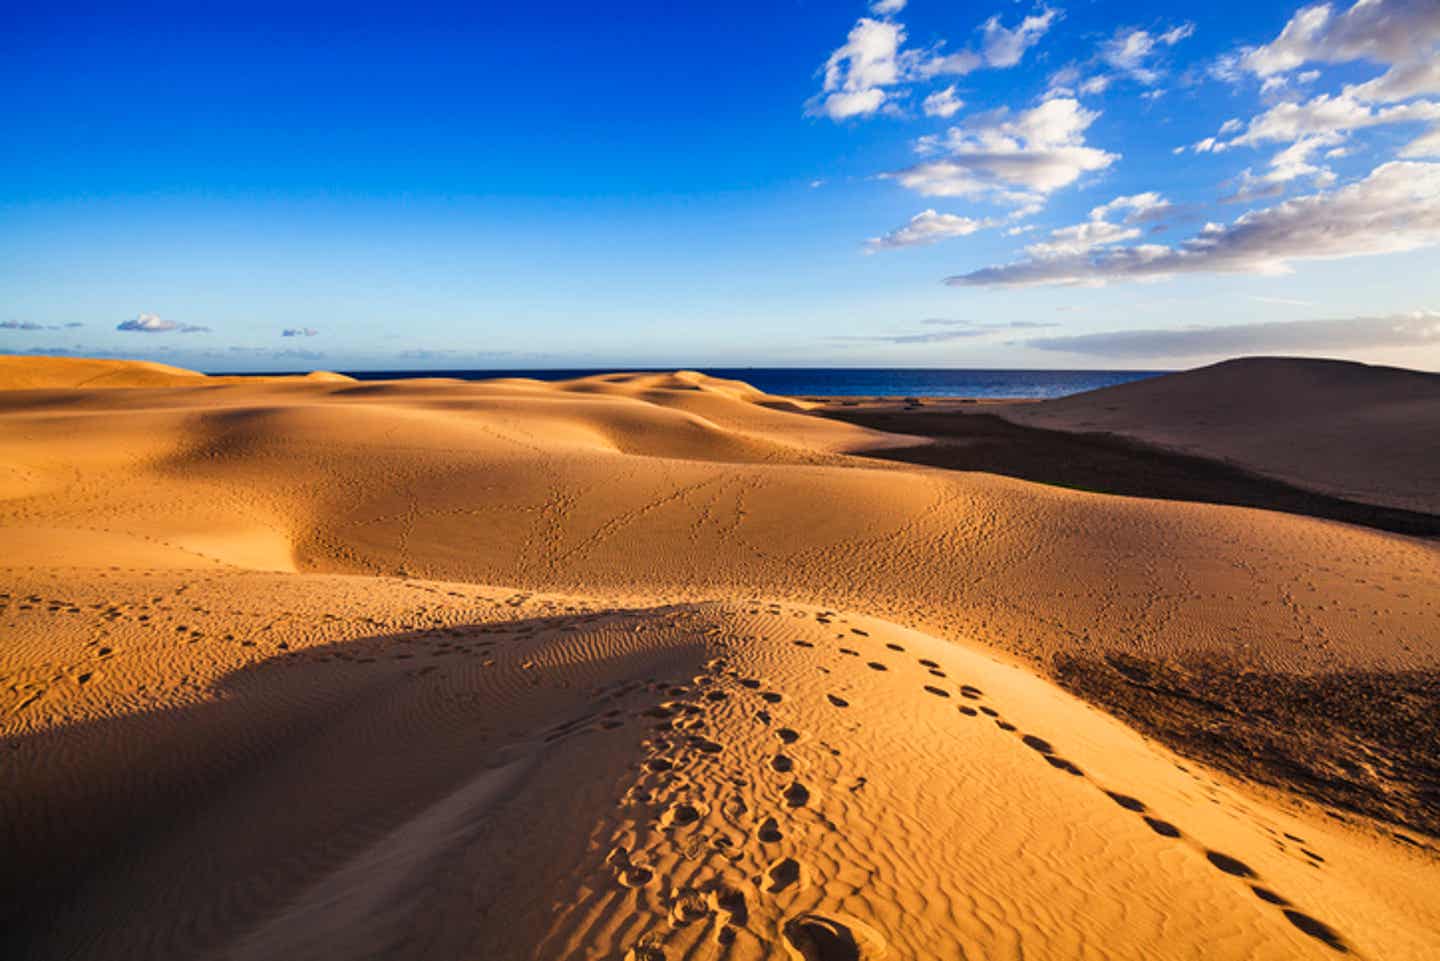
<box><xmin>1001</xmin><ymin>357</ymin><xmax>1440</xmax><ymax>516</ymax></box>
<box><xmin>820</xmin><ymin>408</ymin><xmax>1440</xmax><ymax>537</ymax></box>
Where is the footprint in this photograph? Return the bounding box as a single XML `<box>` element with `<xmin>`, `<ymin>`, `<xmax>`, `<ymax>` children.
<box><xmin>766</xmin><ymin>856</ymin><xmax>802</xmax><ymax>893</ymax></box>
<box><xmin>1284</xmin><ymin>910</ymin><xmax>1348</xmax><ymax>952</ymax></box>
<box><xmin>1043</xmin><ymin>755</ymin><xmax>1082</xmax><ymax>776</ymax></box>
<box><xmin>1144</xmin><ymin>817</ymin><xmax>1181</xmax><ymax>838</ymax></box>
<box><xmin>1252</xmin><ymin>886</ymin><xmax>1290</xmax><ymax>906</ymax></box>
<box><xmin>772</xmin><ymin>754</ymin><xmax>795</xmax><ymax>772</ymax></box>
<box><xmin>661</xmin><ymin>803</ymin><xmax>702</xmax><ymax>827</ymax></box>
<box><xmin>761</xmin><ymin>692</ymin><xmax>784</xmax><ymax>704</ymax></box>
<box><xmin>1206</xmin><ymin>851</ymin><xmax>1257</xmax><ymax>879</ymax></box>
<box><xmin>1105</xmin><ymin>791</ymin><xmax>1146</xmax><ymax>812</ymax></box>
<box><xmin>777</xmin><ymin>728</ymin><xmax>800</xmax><ymax>744</ymax></box>
<box><xmin>957</xmin><ymin>705</ymin><xmax>978</xmax><ymax>716</ymax></box>
<box><xmin>758</xmin><ymin>817</ymin><xmax>783</xmax><ymax>843</ymax></box>
<box><xmin>884</xmin><ymin>643</ymin><xmax>903</xmax><ymax>651</ymax></box>
<box><xmin>918</xmin><ymin>658</ymin><xmax>938</xmax><ymax>668</ymax></box>
<box><xmin>923</xmin><ymin>685</ymin><xmax>950</xmax><ymax>698</ymax></box>
<box><xmin>1021</xmin><ymin>735</ymin><xmax>1054</xmax><ymax>754</ymax></box>
<box><xmin>780</xmin><ymin>913</ymin><xmax>886</xmax><ymax>961</ymax></box>
<box><xmin>793</xmin><ymin>640</ymin><xmax>815</xmax><ymax>648</ymax></box>
<box><xmin>784</xmin><ymin>781</ymin><xmax>811</xmax><ymax>807</ymax></box>
<box><xmin>838</xmin><ymin>648</ymin><xmax>859</xmax><ymax>656</ymax></box>
<box><xmin>866</xmin><ymin>661</ymin><xmax>887</xmax><ymax>671</ymax></box>
<box><xmin>826</xmin><ymin>694</ymin><xmax>849</xmax><ymax>708</ymax></box>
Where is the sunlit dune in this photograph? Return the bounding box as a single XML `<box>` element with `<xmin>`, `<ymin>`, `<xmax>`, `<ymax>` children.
<box><xmin>2</xmin><ymin>357</ymin><xmax>1437</xmax><ymax>961</ymax></box>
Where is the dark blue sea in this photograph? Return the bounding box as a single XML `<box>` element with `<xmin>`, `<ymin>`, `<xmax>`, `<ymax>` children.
<box><xmin>333</xmin><ymin>368</ymin><xmax>1164</xmax><ymax>400</ymax></box>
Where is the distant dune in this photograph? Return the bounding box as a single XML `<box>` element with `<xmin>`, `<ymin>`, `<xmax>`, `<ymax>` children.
<box><xmin>1</xmin><ymin>358</ymin><xmax>1437</xmax><ymax>960</ymax></box>
<box><xmin>1001</xmin><ymin>357</ymin><xmax>1440</xmax><ymax>515</ymax></box>
<box><xmin>0</xmin><ymin>354</ymin><xmax>354</xmax><ymax>390</ymax></box>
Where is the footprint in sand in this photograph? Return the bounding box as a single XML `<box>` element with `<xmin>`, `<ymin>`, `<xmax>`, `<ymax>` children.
<box><xmin>776</xmin><ymin>727</ymin><xmax>800</xmax><ymax>744</ymax></box>
<box><xmin>766</xmin><ymin>856</ymin><xmax>802</xmax><ymax>893</ymax></box>
<box><xmin>923</xmin><ymin>685</ymin><xmax>949</xmax><ymax>698</ymax></box>
<box><xmin>780</xmin><ymin>912</ymin><xmax>886</xmax><ymax>961</ymax></box>
<box><xmin>866</xmin><ymin>662</ymin><xmax>887</xmax><ymax>671</ymax></box>
<box><xmin>826</xmin><ymin>694</ymin><xmax>849</xmax><ymax>708</ymax></box>
<box><xmin>784</xmin><ymin>781</ymin><xmax>811</xmax><ymax>807</ymax></box>
<box><xmin>772</xmin><ymin>754</ymin><xmax>794</xmax><ymax>772</ymax></box>
<box><xmin>757</xmin><ymin>817</ymin><xmax>783</xmax><ymax>843</ymax></box>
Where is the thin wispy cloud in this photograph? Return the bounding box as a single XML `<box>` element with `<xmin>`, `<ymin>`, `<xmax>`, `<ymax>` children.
<box><xmin>117</xmin><ymin>313</ymin><xmax>211</xmax><ymax>334</ymax></box>
<box><xmin>283</xmin><ymin>327</ymin><xmax>320</xmax><ymax>337</ymax></box>
<box><xmin>1026</xmin><ymin>310</ymin><xmax>1440</xmax><ymax>357</ymax></box>
<box><xmin>865</xmin><ymin>209</ymin><xmax>995</xmax><ymax>250</ymax></box>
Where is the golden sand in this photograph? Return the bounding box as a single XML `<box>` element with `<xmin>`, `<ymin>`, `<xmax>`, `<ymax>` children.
<box><xmin>2</xmin><ymin>355</ymin><xmax>1437</xmax><ymax>960</ymax></box>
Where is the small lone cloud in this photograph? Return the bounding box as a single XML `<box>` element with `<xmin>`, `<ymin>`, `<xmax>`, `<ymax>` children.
<box><xmin>1</xmin><ymin>320</ymin><xmax>44</xmax><ymax>331</ymax></box>
<box><xmin>117</xmin><ymin>312</ymin><xmax>210</xmax><ymax>334</ymax></box>
<box><xmin>282</xmin><ymin>327</ymin><xmax>320</xmax><ymax>337</ymax></box>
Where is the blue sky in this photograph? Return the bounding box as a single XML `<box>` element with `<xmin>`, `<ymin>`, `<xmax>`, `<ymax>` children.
<box><xmin>3</xmin><ymin>0</ymin><xmax>1438</xmax><ymax>371</ymax></box>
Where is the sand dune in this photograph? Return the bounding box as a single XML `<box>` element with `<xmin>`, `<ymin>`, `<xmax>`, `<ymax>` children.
<box><xmin>2</xmin><ymin>357</ymin><xmax>1438</xmax><ymax>960</ymax></box>
<box><xmin>1001</xmin><ymin>357</ymin><xmax>1440</xmax><ymax>515</ymax></box>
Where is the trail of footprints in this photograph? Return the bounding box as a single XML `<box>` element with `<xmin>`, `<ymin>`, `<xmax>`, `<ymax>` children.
<box><xmin>550</xmin><ymin>607</ymin><xmax>1354</xmax><ymax>960</ymax></box>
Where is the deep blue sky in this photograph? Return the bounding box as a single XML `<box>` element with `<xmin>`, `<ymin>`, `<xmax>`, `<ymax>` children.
<box><xmin>4</xmin><ymin>1</ymin><xmax>1438</xmax><ymax>370</ymax></box>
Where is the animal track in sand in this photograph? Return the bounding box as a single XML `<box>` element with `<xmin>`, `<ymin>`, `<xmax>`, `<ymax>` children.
<box><xmin>783</xmin><ymin>781</ymin><xmax>811</xmax><ymax>807</ymax></box>
<box><xmin>776</xmin><ymin>728</ymin><xmax>800</xmax><ymax>744</ymax></box>
<box><xmin>757</xmin><ymin>817</ymin><xmax>783</xmax><ymax>843</ymax></box>
<box><xmin>780</xmin><ymin>912</ymin><xmax>887</xmax><ymax>961</ymax></box>
<box><xmin>771</xmin><ymin>754</ymin><xmax>794</xmax><ymax>773</ymax></box>
<box><xmin>923</xmin><ymin>685</ymin><xmax>949</xmax><ymax>698</ymax></box>
<box><xmin>1206</xmin><ymin>851</ymin><xmax>1257</xmax><ymax>879</ymax></box>
<box><xmin>826</xmin><ymin>694</ymin><xmax>849</xmax><ymax>708</ymax></box>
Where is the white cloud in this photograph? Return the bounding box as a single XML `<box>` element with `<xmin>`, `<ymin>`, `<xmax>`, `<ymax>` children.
<box><xmin>116</xmin><ymin>312</ymin><xmax>211</xmax><ymax>334</ymax></box>
<box><xmin>1025</xmin><ymin>220</ymin><xmax>1141</xmax><ymax>258</ymax></box>
<box><xmin>865</xmin><ymin>209</ymin><xmax>994</xmax><ymax>250</ymax></box>
<box><xmin>947</xmin><ymin>161</ymin><xmax>1440</xmax><ymax>286</ymax></box>
<box><xmin>1090</xmin><ymin>191</ymin><xmax>1173</xmax><ymax>223</ymax></box>
<box><xmin>922</xmin><ymin>85</ymin><xmax>964</xmax><ymax>118</ymax></box>
<box><xmin>889</xmin><ymin>98</ymin><xmax>1118</xmax><ymax>206</ymax></box>
<box><xmin>809</xmin><ymin>8</ymin><xmax>1060</xmax><ymax>122</ymax></box>
<box><xmin>1101</xmin><ymin>22</ymin><xmax>1195</xmax><ymax>84</ymax></box>
<box><xmin>980</xmin><ymin>9</ymin><xmax>1059</xmax><ymax>68</ymax></box>
<box><xmin>1080</xmin><ymin>75</ymin><xmax>1112</xmax><ymax>95</ymax></box>
<box><xmin>811</xmin><ymin>18</ymin><xmax>907</xmax><ymax>120</ymax></box>
<box><xmin>1025</xmin><ymin>310</ymin><xmax>1440</xmax><ymax>356</ymax></box>
<box><xmin>1242</xmin><ymin>0</ymin><xmax>1440</xmax><ymax>78</ymax></box>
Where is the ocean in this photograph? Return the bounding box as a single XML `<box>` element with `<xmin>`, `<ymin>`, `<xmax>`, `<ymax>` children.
<box><xmin>335</xmin><ymin>368</ymin><xmax>1165</xmax><ymax>400</ymax></box>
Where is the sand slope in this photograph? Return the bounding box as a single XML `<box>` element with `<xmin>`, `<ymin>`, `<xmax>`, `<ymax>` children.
<box><xmin>1000</xmin><ymin>357</ymin><xmax>1440</xmax><ymax>514</ymax></box>
<box><xmin>2</xmin><ymin>358</ymin><xmax>1438</xmax><ymax>960</ymax></box>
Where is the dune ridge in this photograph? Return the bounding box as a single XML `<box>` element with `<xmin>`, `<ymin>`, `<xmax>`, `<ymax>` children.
<box><xmin>2</xmin><ymin>357</ymin><xmax>1438</xmax><ymax>960</ymax></box>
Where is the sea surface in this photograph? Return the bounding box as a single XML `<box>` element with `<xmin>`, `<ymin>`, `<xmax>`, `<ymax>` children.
<box><xmin>335</xmin><ymin>368</ymin><xmax>1166</xmax><ymax>400</ymax></box>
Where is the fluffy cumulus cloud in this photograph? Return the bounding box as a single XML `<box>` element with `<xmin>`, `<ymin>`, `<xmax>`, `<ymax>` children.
<box><xmin>980</xmin><ymin>9</ymin><xmax>1059</xmax><ymax>69</ymax></box>
<box><xmin>812</xmin><ymin>17</ymin><xmax>907</xmax><ymax>120</ymax></box>
<box><xmin>1100</xmin><ymin>22</ymin><xmax>1194</xmax><ymax>84</ymax></box>
<box><xmin>1200</xmin><ymin>1</ymin><xmax>1440</xmax><ymax>182</ymax></box>
<box><xmin>1090</xmin><ymin>191</ymin><xmax>1173</xmax><ymax>223</ymax></box>
<box><xmin>1241</xmin><ymin>0</ymin><xmax>1440</xmax><ymax>78</ymax></box>
<box><xmin>865</xmin><ymin>209</ymin><xmax>995</xmax><ymax>250</ymax></box>
<box><xmin>889</xmin><ymin>98</ymin><xmax>1118</xmax><ymax>206</ymax></box>
<box><xmin>116</xmin><ymin>312</ymin><xmax>211</xmax><ymax>333</ymax></box>
<box><xmin>282</xmin><ymin>327</ymin><xmax>320</xmax><ymax>337</ymax></box>
<box><xmin>923</xmin><ymin>85</ymin><xmax>964</xmax><ymax>118</ymax></box>
<box><xmin>947</xmin><ymin>161</ymin><xmax>1440</xmax><ymax>286</ymax></box>
<box><xmin>1026</xmin><ymin>310</ymin><xmax>1440</xmax><ymax>356</ymax></box>
<box><xmin>808</xmin><ymin>8</ymin><xmax>1058</xmax><ymax>121</ymax></box>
